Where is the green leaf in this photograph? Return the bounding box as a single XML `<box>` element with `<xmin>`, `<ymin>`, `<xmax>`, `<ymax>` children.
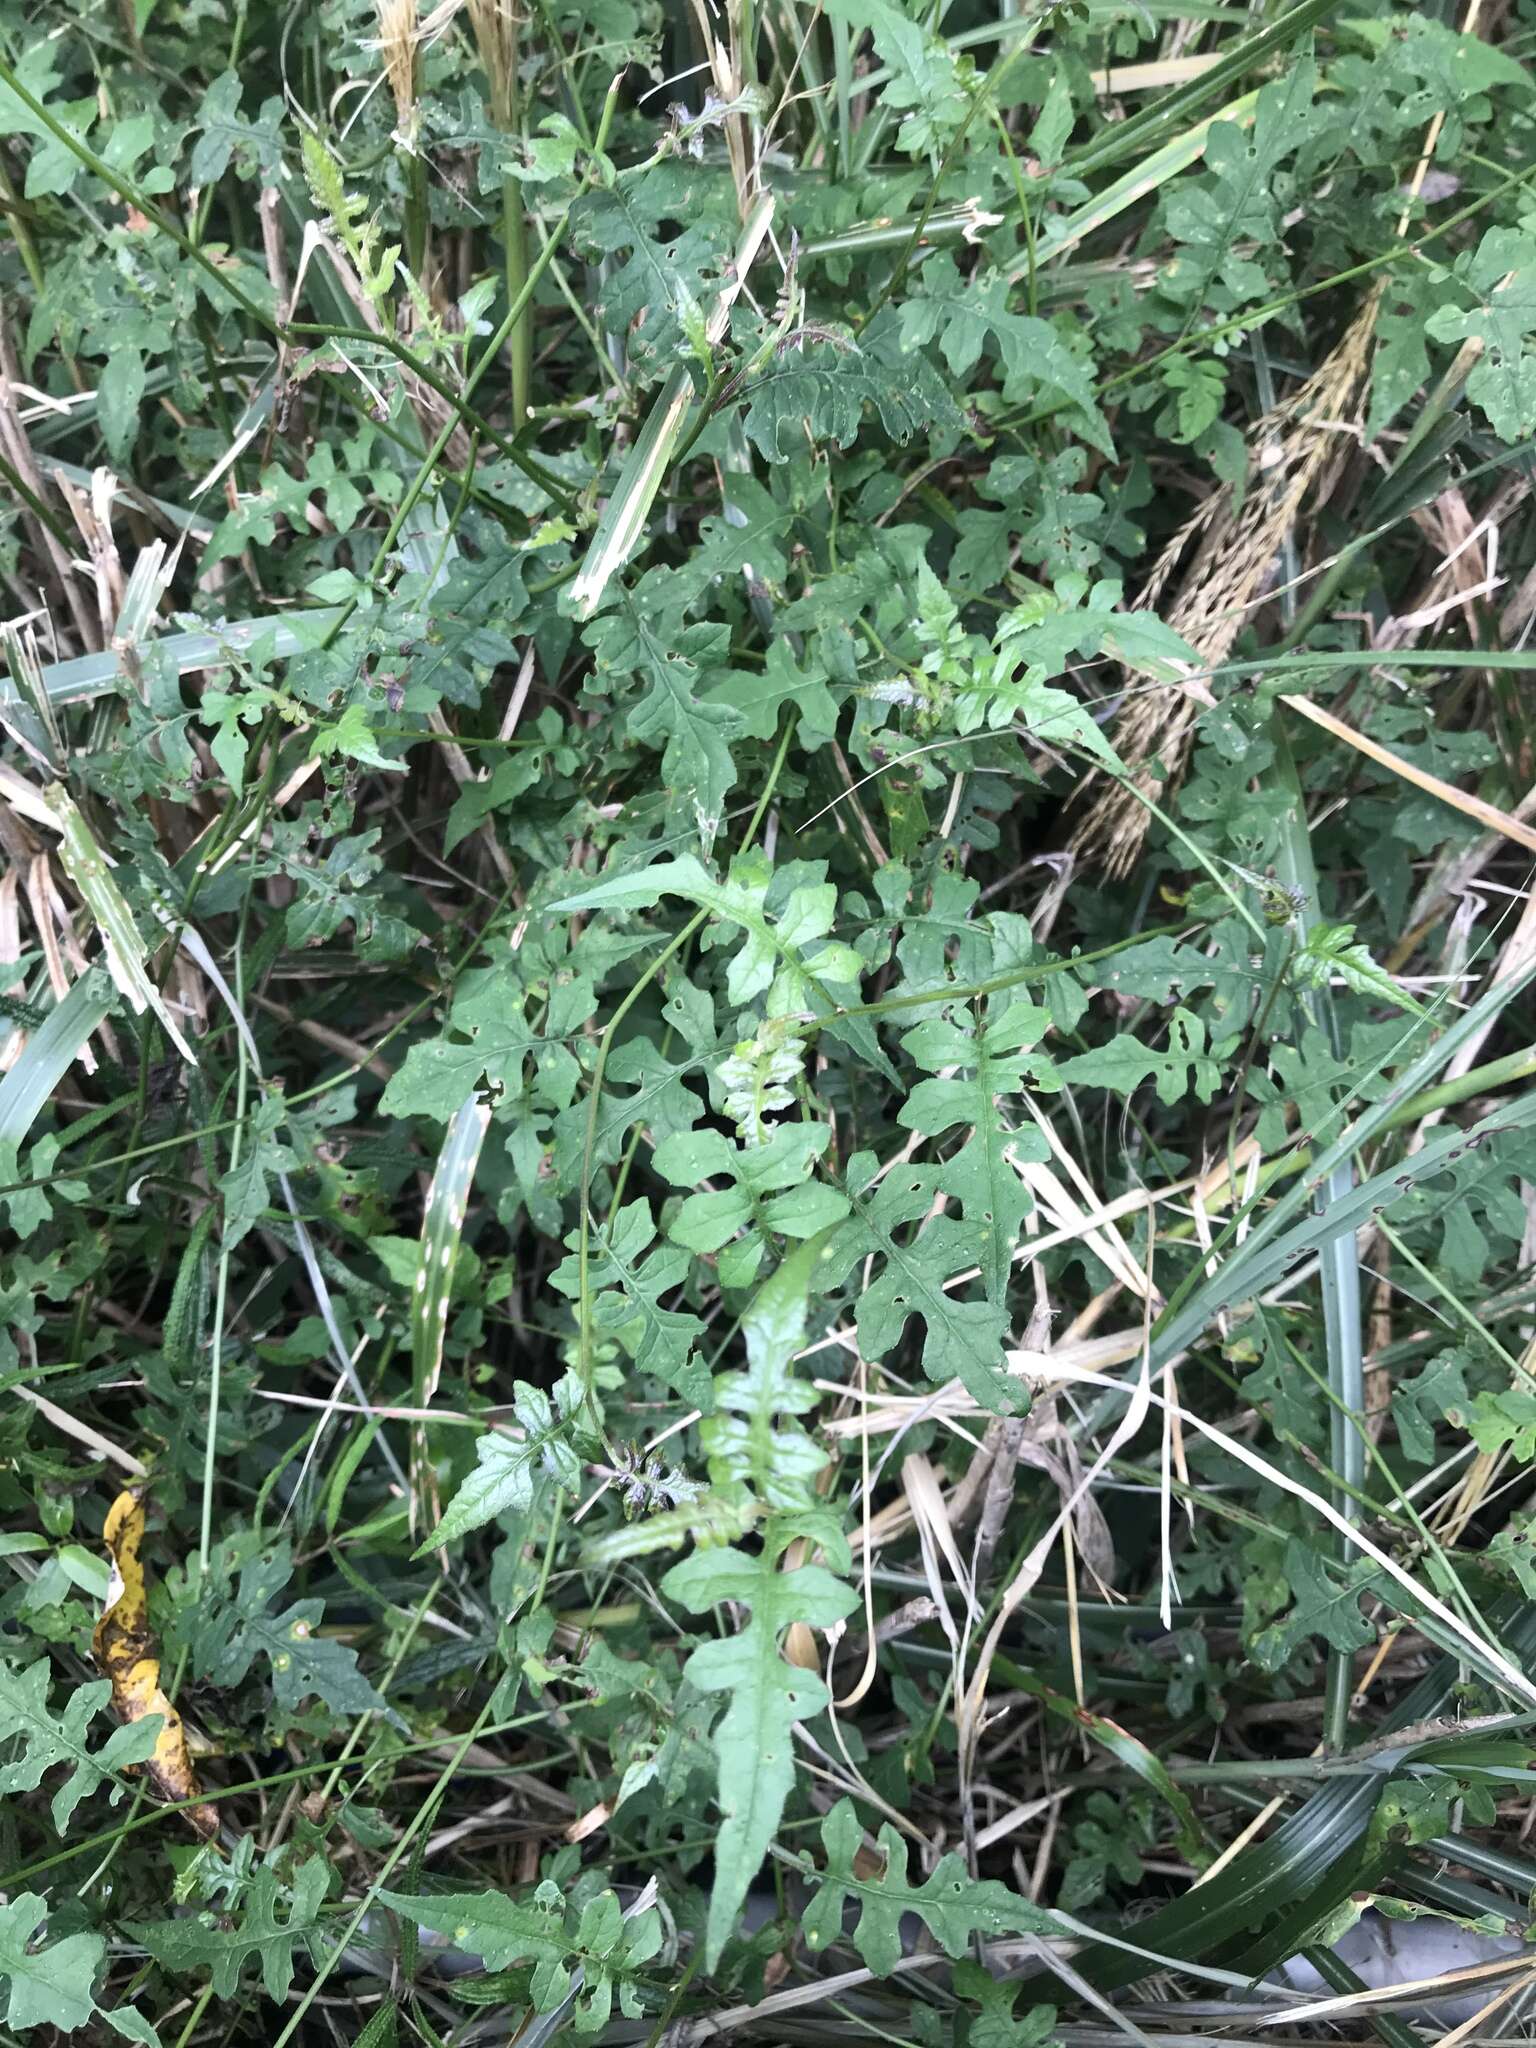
<box><xmin>379</xmin><ymin>967</ymin><xmax>536</xmax><ymax>1124</ymax></box>
<box><xmin>818</xmin><ymin>0</ymin><xmax>971</xmax><ymax>156</ymax></box>
<box><xmin>218</xmin><ymin>1092</ymin><xmax>292</xmax><ymax>1249</ymax></box>
<box><xmin>189</xmin><ymin>71</ymin><xmax>245</xmax><ymax>184</ymax></box>
<box><xmin>836</xmin><ymin>1151</ymin><xmax>1020</xmax><ymax>1414</ymax></box>
<box><xmin>738</xmin><ymin>319</ymin><xmax>960</xmax><ymax>464</ymax></box>
<box><xmin>1249</xmin><ymin>1541</ymin><xmax>1378</xmax><ymax>1670</ymax></box>
<box><xmin>1160</xmin><ymin>60</ymin><xmax>1318</xmax><ymax>314</ymax></box>
<box><xmin>1293</xmin><ymin>923</ymin><xmax>1424</xmax><ymax>1016</ymax></box>
<box><xmin>661</xmin><ymin>1539</ymin><xmax>858</xmax><ymax>1969</ymax></box>
<box><xmin>379</xmin><ymin>1882</ymin><xmax>661</xmax><ymax>2033</ymax></box>
<box><xmin>706</xmin><ymin>640</ymin><xmax>839</xmax><ymax>752</ymax></box>
<box><xmin>0</xmin><ymin>1661</ymin><xmax>160</xmax><ymax>1832</ymax></box>
<box><xmin>897</xmin><ymin>1002</ymin><xmax>1052</xmax><ymax>1301</ymax></box>
<box><xmin>97</xmin><ymin>349</ymin><xmax>145</xmax><ymax>468</ymax></box>
<box><xmin>1056</xmin><ymin>1008</ymin><xmax>1222</xmax><ymax>1106</ymax></box>
<box><xmin>377</xmin><ymin>1883</ymin><xmax>570</xmax><ymax>1969</ymax></box>
<box><xmin>350</xmin><ymin>2000</ymin><xmax>398</xmax><ymax>2048</ymax></box>
<box><xmin>551</xmin><ymin>853</ymin><xmax>889</xmax><ymax>1079</ymax></box>
<box><xmin>1424</xmin><ymin>228</ymin><xmax>1536</xmax><ymax>443</ymax></box>
<box><xmin>899</xmin><ymin>254</ymin><xmax>1114</xmax><ymax>455</ymax></box>
<box><xmin>1392</xmin><ymin>1347</ymin><xmax>1471</xmax><ymax>1464</ymax></box>
<box><xmin>700</xmin><ymin>1230</ymin><xmax>841</xmax><ymax>1507</ymax></box>
<box><xmin>583</xmin><ymin>607</ymin><xmax>742</xmax><ymax>852</ymax></box>
<box><xmin>550</xmin><ymin>1200</ymin><xmax>711</xmax><ymax>1407</ymax></box>
<box><xmin>576</xmin><ymin>175</ymin><xmax>731</xmax><ymax>378</ymax></box>
<box><xmin>1083</xmin><ymin>934</ymin><xmax>1221</xmax><ymax>1006</ymax></box>
<box><xmin>656</xmin><ymin>1120</ymin><xmax>849</xmax><ymax>1287</ymax></box>
<box><xmin>0</xmin><ymin>1895</ymin><xmax>106</xmax><ymax>2033</ymax></box>
<box><xmin>1470</xmin><ymin>1387</ymin><xmax>1536</xmax><ymax>1460</ymax></box>
<box><xmin>191</xmin><ymin>1543</ymin><xmax>387</xmax><ymax>1716</ymax></box>
<box><xmin>953</xmin><ymin>579</ymin><xmax>1189</xmax><ymax>752</ymax></box>
<box><xmin>138</xmin><ymin>1859</ymin><xmax>329</xmax><ymax>2001</ymax></box>
<box><xmin>1487</xmin><ymin>1513</ymin><xmax>1536</xmax><ymax>1597</ymax></box>
<box><xmin>424</xmin><ymin>1379</ymin><xmax>585</xmax><ymax>1549</ymax></box>
<box><xmin>804</xmin><ymin>1800</ymin><xmax>1053</xmax><ymax>1973</ymax></box>
<box><xmin>310</xmin><ymin>701</ymin><xmax>406</xmax><ymax>773</ymax></box>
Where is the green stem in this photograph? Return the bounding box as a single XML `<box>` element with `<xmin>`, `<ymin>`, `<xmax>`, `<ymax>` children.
<box><xmin>170</xmin><ymin>1982</ymin><xmax>216</xmax><ymax>2048</ymax></box>
<box><xmin>202</xmin><ymin>970</ymin><xmax>249</xmax><ymax>1583</ymax></box>
<box><xmin>1384</xmin><ymin>1042</ymin><xmax>1536</xmax><ymax>1127</ymax></box>
<box><xmin>405</xmin><ymin>140</ymin><xmax>430</xmax><ymax>281</ymax></box>
<box><xmin>0</xmin><ymin>151</ymin><xmax>44</xmax><ymax>295</ymax></box>
<box><xmin>832</xmin><ymin>919</ymin><xmax>1202</xmax><ymax>1021</ymax></box>
<box><xmin>503</xmin><ymin>169</ymin><xmax>532</xmax><ymax>427</ymax></box>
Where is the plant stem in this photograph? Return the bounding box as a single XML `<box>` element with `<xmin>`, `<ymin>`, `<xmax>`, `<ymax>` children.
<box><xmin>503</xmin><ymin>169</ymin><xmax>532</xmax><ymax>425</ymax></box>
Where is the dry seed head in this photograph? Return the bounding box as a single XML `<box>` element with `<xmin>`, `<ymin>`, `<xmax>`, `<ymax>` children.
<box><xmin>466</xmin><ymin>0</ymin><xmax>520</xmax><ymax>125</ymax></box>
<box><xmin>376</xmin><ymin>0</ymin><xmax>421</xmax><ymax>129</ymax></box>
<box><xmin>1070</xmin><ymin>284</ymin><xmax>1384</xmax><ymax>876</ymax></box>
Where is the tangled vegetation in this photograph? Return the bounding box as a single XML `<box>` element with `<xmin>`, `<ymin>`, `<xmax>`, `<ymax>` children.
<box><xmin>4</xmin><ymin>0</ymin><xmax>1536</xmax><ymax>2039</ymax></box>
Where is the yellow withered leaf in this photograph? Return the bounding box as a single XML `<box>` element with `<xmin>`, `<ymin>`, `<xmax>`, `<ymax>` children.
<box><xmin>93</xmin><ymin>1488</ymin><xmax>220</xmax><ymax>1840</ymax></box>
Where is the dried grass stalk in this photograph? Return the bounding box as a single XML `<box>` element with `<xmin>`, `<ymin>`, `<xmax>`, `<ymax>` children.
<box><xmin>1071</xmin><ymin>286</ymin><xmax>1382</xmax><ymax>877</ymax></box>
<box><xmin>465</xmin><ymin>0</ymin><xmax>519</xmax><ymax>127</ymax></box>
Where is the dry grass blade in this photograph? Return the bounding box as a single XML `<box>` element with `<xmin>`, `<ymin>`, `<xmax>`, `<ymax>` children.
<box><xmin>465</xmin><ymin>0</ymin><xmax>518</xmax><ymax>124</ymax></box>
<box><xmin>958</xmin><ymin>1356</ymin><xmax>1151</xmax><ymax>1778</ymax></box>
<box><xmin>1255</xmin><ymin>1951</ymin><xmax>1536</xmax><ymax>2026</ymax></box>
<box><xmin>900</xmin><ymin>1451</ymin><xmax>978</xmax><ymax>1634</ymax></box>
<box><xmin>13</xmin><ymin>1385</ymin><xmax>146</xmax><ymax>1474</ymax></box>
<box><xmin>1280</xmin><ymin>691</ymin><xmax>1536</xmax><ymax>852</ymax></box>
<box><xmin>1092</xmin><ymin>56</ymin><xmax>1226</xmax><ymax>95</ymax></box>
<box><xmin>1019</xmin><ymin>1354</ymin><xmax>1536</xmax><ymax>1708</ymax></box>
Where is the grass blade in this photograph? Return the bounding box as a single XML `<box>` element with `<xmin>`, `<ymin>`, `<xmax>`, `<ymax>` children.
<box><xmin>1018</xmin><ymin>92</ymin><xmax>1260</xmax><ymax>275</ymax></box>
<box><xmin>0</xmin><ymin>971</ymin><xmax>113</xmax><ymax>1146</ymax></box>
<box><xmin>1078</xmin><ymin>1604</ymin><xmax>1536</xmax><ymax>1989</ymax></box>
<box><xmin>1271</xmin><ymin>718</ymin><xmax>1365</xmax><ymax>1752</ymax></box>
<box><xmin>2</xmin><ymin>769</ymin><xmax>198</xmax><ymax>1065</ymax></box>
<box><xmin>37</xmin><ymin>610</ymin><xmax>348</xmax><ymax>705</ymax></box>
<box><xmin>411</xmin><ymin>1093</ymin><xmax>492</xmax><ymax>1512</ymax></box>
